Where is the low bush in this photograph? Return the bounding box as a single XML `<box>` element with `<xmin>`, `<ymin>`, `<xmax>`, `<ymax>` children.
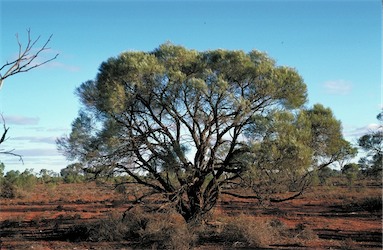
<box><xmin>0</xmin><ymin>169</ymin><xmax>38</xmax><ymax>198</ymax></box>
<box><xmin>211</xmin><ymin>216</ymin><xmax>317</xmax><ymax>248</ymax></box>
<box><xmin>356</xmin><ymin>196</ymin><xmax>382</xmax><ymax>213</ymax></box>
<box><xmin>63</xmin><ymin>208</ymin><xmax>196</xmax><ymax>249</ymax></box>
<box><xmin>0</xmin><ymin>179</ymin><xmax>16</xmax><ymax>198</ymax></box>
<box><xmin>64</xmin><ymin>211</ymin><xmax>130</xmax><ymax>242</ymax></box>
<box><xmin>268</xmin><ymin>218</ymin><xmax>289</xmax><ymax>237</ymax></box>
<box><xmin>292</xmin><ymin>223</ymin><xmax>318</xmax><ymax>241</ymax></box>
<box><xmin>61</xmin><ymin>209</ymin><xmax>320</xmax><ymax>248</ymax></box>
<box><xmin>341</xmin><ymin>196</ymin><xmax>382</xmax><ymax>213</ymax></box>
<box><xmin>63</xmin><ymin>223</ymin><xmax>92</xmax><ymax>242</ymax></box>
<box><xmin>219</xmin><ymin>214</ymin><xmax>278</xmax><ymax>248</ymax></box>
<box><xmin>340</xmin><ymin>238</ymin><xmax>358</xmax><ymax>250</ymax></box>
<box><xmin>123</xmin><ymin>207</ymin><xmax>196</xmax><ymax>249</ymax></box>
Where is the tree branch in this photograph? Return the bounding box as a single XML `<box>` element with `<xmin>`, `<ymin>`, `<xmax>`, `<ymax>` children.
<box><xmin>0</xmin><ymin>115</ymin><xmax>23</xmax><ymax>163</ymax></box>
<box><xmin>221</xmin><ymin>189</ymin><xmax>305</xmax><ymax>203</ymax></box>
<box><xmin>0</xmin><ymin>29</ymin><xmax>59</xmax><ymax>89</ymax></box>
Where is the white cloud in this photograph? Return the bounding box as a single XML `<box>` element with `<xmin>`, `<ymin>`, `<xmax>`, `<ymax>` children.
<box><xmin>23</xmin><ymin>126</ymin><xmax>69</xmax><ymax>133</ymax></box>
<box><xmin>3</xmin><ymin>115</ymin><xmax>40</xmax><ymax>125</ymax></box>
<box><xmin>42</xmin><ymin>61</ymin><xmax>81</xmax><ymax>72</ymax></box>
<box><xmin>343</xmin><ymin>123</ymin><xmax>382</xmax><ymax>139</ymax></box>
<box><xmin>323</xmin><ymin>80</ymin><xmax>352</xmax><ymax>95</ymax></box>
<box><xmin>11</xmin><ymin>148</ymin><xmax>60</xmax><ymax>157</ymax></box>
<box><xmin>2</xmin><ymin>153</ymin><xmax>68</xmax><ymax>174</ymax></box>
<box><xmin>46</xmin><ymin>127</ymin><xmax>70</xmax><ymax>132</ymax></box>
<box><xmin>12</xmin><ymin>136</ymin><xmax>57</xmax><ymax>144</ymax></box>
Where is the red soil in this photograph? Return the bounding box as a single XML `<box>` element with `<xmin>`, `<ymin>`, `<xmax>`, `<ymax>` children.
<box><xmin>0</xmin><ymin>182</ymin><xmax>381</xmax><ymax>249</ymax></box>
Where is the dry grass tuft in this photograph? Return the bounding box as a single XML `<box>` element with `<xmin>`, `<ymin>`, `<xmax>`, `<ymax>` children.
<box><xmin>340</xmin><ymin>238</ymin><xmax>358</xmax><ymax>250</ymax></box>
<box><xmin>219</xmin><ymin>214</ymin><xmax>280</xmax><ymax>248</ymax></box>
<box><xmin>123</xmin><ymin>207</ymin><xmax>196</xmax><ymax>249</ymax></box>
<box><xmin>63</xmin><ymin>207</ymin><xmax>196</xmax><ymax>249</ymax></box>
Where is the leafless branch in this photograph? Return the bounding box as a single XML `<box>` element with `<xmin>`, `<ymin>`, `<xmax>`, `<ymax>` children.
<box><xmin>0</xmin><ymin>29</ymin><xmax>59</xmax><ymax>89</ymax></box>
<box><xmin>0</xmin><ymin>115</ymin><xmax>23</xmax><ymax>164</ymax></box>
<box><xmin>0</xmin><ymin>29</ymin><xmax>58</xmax><ymax>163</ymax></box>
<box><xmin>0</xmin><ymin>116</ymin><xmax>9</xmax><ymax>145</ymax></box>
<box><xmin>221</xmin><ymin>189</ymin><xmax>304</xmax><ymax>203</ymax></box>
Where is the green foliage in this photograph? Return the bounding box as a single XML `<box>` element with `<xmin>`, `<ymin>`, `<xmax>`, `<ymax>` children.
<box><xmin>5</xmin><ymin>168</ymin><xmax>37</xmax><ymax>189</ymax></box>
<box><xmin>246</xmin><ymin>110</ymin><xmax>312</xmax><ymax>195</ymax></box>
<box><xmin>0</xmin><ymin>168</ymin><xmax>38</xmax><ymax>198</ymax></box>
<box><xmin>305</xmin><ymin>104</ymin><xmax>357</xmax><ymax>163</ymax></box>
<box><xmin>358</xmin><ymin>112</ymin><xmax>382</xmax><ymax>178</ymax></box>
<box><xmin>342</xmin><ymin>163</ymin><xmax>360</xmax><ymax>186</ymax></box>
<box><xmin>60</xmin><ymin>163</ymin><xmax>85</xmax><ymax>183</ymax></box>
<box><xmin>0</xmin><ymin>180</ymin><xmax>16</xmax><ymax>198</ymax></box>
<box><xmin>0</xmin><ymin>162</ymin><xmax>4</xmax><ymax>177</ymax></box>
<box><xmin>39</xmin><ymin>169</ymin><xmax>60</xmax><ymax>184</ymax></box>
<box><xmin>3</xmin><ymin>170</ymin><xmax>20</xmax><ymax>183</ymax></box>
<box><xmin>311</xmin><ymin>167</ymin><xmax>339</xmax><ymax>186</ymax></box>
<box><xmin>247</xmin><ymin>105</ymin><xmax>355</xmax><ymax>197</ymax></box>
<box><xmin>57</xmin><ymin>43</ymin><xmax>354</xmax><ymax>223</ymax></box>
<box><xmin>318</xmin><ymin>167</ymin><xmax>339</xmax><ymax>185</ymax></box>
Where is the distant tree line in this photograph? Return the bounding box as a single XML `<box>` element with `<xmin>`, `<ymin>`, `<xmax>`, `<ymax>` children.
<box><xmin>0</xmin><ymin>153</ymin><xmax>380</xmax><ymax>200</ymax></box>
<box><xmin>0</xmin><ymin>163</ymin><xmax>83</xmax><ymax>198</ymax></box>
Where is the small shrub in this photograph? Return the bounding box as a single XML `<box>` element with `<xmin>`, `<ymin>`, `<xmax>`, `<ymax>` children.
<box><xmin>220</xmin><ymin>215</ymin><xmax>277</xmax><ymax>248</ymax></box>
<box><xmin>340</xmin><ymin>238</ymin><xmax>358</xmax><ymax>250</ymax></box>
<box><xmin>0</xmin><ymin>180</ymin><xmax>17</xmax><ymax>198</ymax></box>
<box><xmin>1</xmin><ymin>218</ymin><xmax>23</xmax><ymax>229</ymax></box>
<box><xmin>221</xmin><ymin>221</ymin><xmax>248</xmax><ymax>244</ymax></box>
<box><xmin>139</xmin><ymin>217</ymin><xmax>195</xmax><ymax>249</ymax></box>
<box><xmin>56</xmin><ymin>205</ymin><xmax>64</xmax><ymax>211</ymax></box>
<box><xmin>268</xmin><ymin>218</ymin><xmax>289</xmax><ymax>237</ymax></box>
<box><xmin>122</xmin><ymin>207</ymin><xmax>150</xmax><ymax>238</ymax></box>
<box><xmin>62</xmin><ymin>208</ymin><xmax>196</xmax><ymax>249</ymax></box>
<box><xmin>114</xmin><ymin>183</ymin><xmax>127</xmax><ymax>194</ymax></box>
<box><xmin>357</xmin><ymin>197</ymin><xmax>382</xmax><ymax>213</ymax></box>
<box><xmin>0</xmin><ymin>169</ymin><xmax>38</xmax><ymax>198</ymax></box>
<box><xmin>62</xmin><ymin>211</ymin><xmax>126</xmax><ymax>242</ymax></box>
<box><xmin>111</xmin><ymin>199</ymin><xmax>125</xmax><ymax>207</ymax></box>
<box><xmin>342</xmin><ymin>196</ymin><xmax>382</xmax><ymax>213</ymax></box>
<box><xmin>88</xmin><ymin>211</ymin><xmax>127</xmax><ymax>241</ymax></box>
<box><xmin>64</xmin><ymin>224</ymin><xmax>92</xmax><ymax>242</ymax></box>
<box><xmin>124</xmin><ymin>207</ymin><xmax>196</xmax><ymax>249</ymax></box>
<box><xmin>293</xmin><ymin>223</ymin><xmax>318</xmax><ymax>241</ymax></box>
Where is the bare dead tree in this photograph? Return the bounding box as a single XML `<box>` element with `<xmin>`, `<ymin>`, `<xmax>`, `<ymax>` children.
<box><xmin>0</xmin><ymin>29</ymin><xmax>59</xmax><ymax>89</ymax></box>
<box><xmin>0</xmin><ymin>29</ymin><xmax>58</xmax><ymax>163</ymax></box>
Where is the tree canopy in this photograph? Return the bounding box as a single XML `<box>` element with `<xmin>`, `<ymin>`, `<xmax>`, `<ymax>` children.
<box><xmin>358</xmin><ymin>112</ymin><xmax>382</xmax><ymax>177</ymax></box>
<box><xmin>58</xmin><ymin>43</ymin><xmax>355</xmax><ymax>223</ymax></box>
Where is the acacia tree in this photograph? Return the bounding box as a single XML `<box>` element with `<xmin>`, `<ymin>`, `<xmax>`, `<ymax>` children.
<box><xmin>358</xmin><ymin>112</ymin><xmax>382</xmax><ymax>177</ymax></box>
<box><xmin>0</xmin><ymin>29</ymin><xmax>58</xmax><ymax>160</ymax></box>
<box><xmin>237</xmin><ymin>104</ymin><xmax>356</xmax><ymax>202</ymax></box>
<box><xmin>57</xmin><ymin>44</ymin><xmax>354</xmax><ymax>223</ymax></box>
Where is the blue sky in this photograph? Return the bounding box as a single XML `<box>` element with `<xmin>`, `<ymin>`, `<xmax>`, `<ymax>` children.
<box><xmin>0</xmin><ymin>0</ymin><xmax>381</xmax><ymax>173</ymax></box>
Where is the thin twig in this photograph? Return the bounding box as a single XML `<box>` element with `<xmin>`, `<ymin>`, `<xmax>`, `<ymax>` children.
<box><xmin>0</xmin><ymin>29</ymin><xmax>59</xmax><ymax>88</ymax></box>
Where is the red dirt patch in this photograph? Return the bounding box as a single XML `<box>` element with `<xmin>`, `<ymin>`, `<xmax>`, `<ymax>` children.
<box><xmin>1</xmin><ymin>182</ymin><xmax>381</xmax><ymax>249</ymax></box>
